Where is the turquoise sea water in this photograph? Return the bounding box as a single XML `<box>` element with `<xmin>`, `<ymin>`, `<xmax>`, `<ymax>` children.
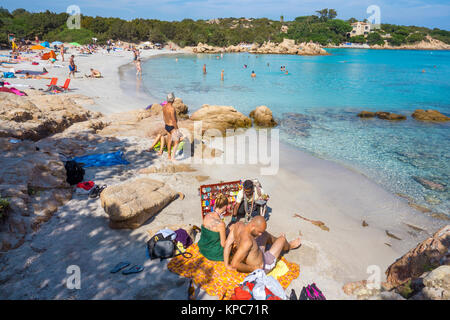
<box><xmin>141</xmin><ymin>49</ymin><xmax>450</xmax><ymax>215</ymax></box>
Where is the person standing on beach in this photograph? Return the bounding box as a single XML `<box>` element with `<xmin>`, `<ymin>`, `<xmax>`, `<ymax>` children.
<box><xmin>69</xmin><ymin>55</ymin><xmax>76</xmax><ymax>78</ymax></box>
<box><xmin>162</xmin><ymin>92</ymin><xmax>179</xmax><ymax>160</ymax></box>
<box><xmin>60</xmin><ymin>44</ymin><xmax>65</xmax><ymax>62</ymax></box>
<box><xmin>136</xmin><ymin>58</ymin><xmax>142</xmax><ymax>78</ymax></box>
<box><xmin>203</xmin><ymin>64</ymin><xmax>207</xmax><ymax>74</ymax></box>
<box><xmin>221</xmin><ymin>69</ymin><xmax>224</xmax><ymax>81</ymax></box>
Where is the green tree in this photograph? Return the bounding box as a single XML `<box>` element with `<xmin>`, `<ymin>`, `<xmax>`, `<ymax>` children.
<box><xmin>366</xmin><ymin>32</ymin><xmax>384</xmax><ymax>45</ymax></box>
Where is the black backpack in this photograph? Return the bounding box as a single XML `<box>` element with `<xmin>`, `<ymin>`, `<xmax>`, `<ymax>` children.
<box><xmin>147</xmin><ymin>233</ymin><xmax>192</xmax><ymax>261</ymax></box>
<box><xmin>64</xmin><ymin>160</ymin><xmax>85</xmax><ymax>185</ymax></box>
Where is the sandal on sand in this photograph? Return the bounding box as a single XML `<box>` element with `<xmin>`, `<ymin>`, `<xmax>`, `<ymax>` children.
<box><xmin>89</xmin><ymin>184</ymin><xmax>107</xmax><ymax>198</ymax></box>
<box><xmin>122</xmin><ymin>265</ymin><xmax>144</xmax><ymax>275</ymax></box>
<box><xmin>110</xmin><ymin>261</ymin><xmax>130</xmax><ymax>273</ymax></box>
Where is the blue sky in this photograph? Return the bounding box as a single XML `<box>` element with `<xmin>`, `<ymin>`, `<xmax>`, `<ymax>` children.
<box><xmin>2</xmin><ymin>0</ymin><xmax>449</xmax><ymax>29</ymax></box>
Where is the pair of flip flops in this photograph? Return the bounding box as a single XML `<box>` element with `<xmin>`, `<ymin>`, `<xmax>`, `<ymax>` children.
<box><xmin>110</xmin><ymin>261</ymin><xmax>144</xmax><ymax>275</ymax></box>
<box><xmin>89</xmin><ymin>184</ymin><xmax>107</xmax><ymax>198</ymax></box>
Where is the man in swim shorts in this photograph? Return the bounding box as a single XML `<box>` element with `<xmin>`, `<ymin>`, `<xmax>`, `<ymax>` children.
<box><xmin>224</xmin><ymin>216</ymin><xmax>301</xmax><ymax>273</ymax></box>
<box><xmin>69</xmin><ymin>55</ymin><xmax>76</xmax><ymax>78</ymax></box>
<box><xmin>162</xmin><ymin>92</ymin><xmax>179</xmax><ymax>160</ymax></box>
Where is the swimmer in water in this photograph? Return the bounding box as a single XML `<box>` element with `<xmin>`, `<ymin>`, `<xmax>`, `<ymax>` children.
<box><xmin>251</xmin><ymin>70</ymin><xmax>256</xmax><ymax>78</ymax></box>
<box><xmin>221</xmin><ymin>69</ymin><xmax>224</xmax><ymax>81</ymax></box>
<box><xmin>203</xmin><ymin>64</ymin><xmax>206</xmax><ymax>74</ymax></box>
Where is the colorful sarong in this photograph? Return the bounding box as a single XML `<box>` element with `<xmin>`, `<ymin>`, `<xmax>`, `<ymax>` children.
<box><xmin>167</xmin><ymin>244</ymin><xmax>300</xmax><ymax>300</ymax></box>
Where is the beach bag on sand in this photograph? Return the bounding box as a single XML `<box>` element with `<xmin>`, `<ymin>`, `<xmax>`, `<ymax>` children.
<box><xmin>64</xmin><ymin>160</ymin><xmax>85</xmax><ymax>185</ymax></box>
<box><xmin>147</xmin><ymin>233</ymin><xmax>193</xmax><ymax>261</ymax></box>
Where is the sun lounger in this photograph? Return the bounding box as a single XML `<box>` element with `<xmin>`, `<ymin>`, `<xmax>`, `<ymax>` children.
<box><xmin>61</xmin><ymin>78</ymin><xmax>71</xmax><ymax>91</ymax></box>
<box><xmin>46</xmin><ymin>78</ymin><xmax>58</xmax><ymax>87</ymax></box>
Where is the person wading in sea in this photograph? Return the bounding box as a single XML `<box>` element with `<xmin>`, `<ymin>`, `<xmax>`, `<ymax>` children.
<box><xmin>203</xmin><ymin>64</ymin><xmax>207</xmax><ymax>74</ymax></box>
<box><xmin>221</xmin><ymin>69</ymin><xmax>224</xmax><ymax>81</ymax></box>
<box><xmin>162</xmin><ymin>92</ymin><xmax>179</xmax><ymax>160</ymax></box>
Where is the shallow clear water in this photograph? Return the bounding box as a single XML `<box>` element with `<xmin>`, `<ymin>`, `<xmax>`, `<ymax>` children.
<box><xmin>141</xmin><ymin>49</ymin><xmax>450</xmax><ymax>215</ymax></box>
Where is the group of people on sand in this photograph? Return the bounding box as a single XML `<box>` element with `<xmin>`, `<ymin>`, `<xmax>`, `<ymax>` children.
<box><xmin>197</xmin><ymin>179</ymin><xmax>301</xmax><ymax>273</ymax></box>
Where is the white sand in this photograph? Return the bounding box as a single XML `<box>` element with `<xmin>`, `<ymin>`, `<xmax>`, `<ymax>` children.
<box><xmin>0</xmin><ymin>48</ymin><xmax>446</xmax><ymax>300</ymax></box>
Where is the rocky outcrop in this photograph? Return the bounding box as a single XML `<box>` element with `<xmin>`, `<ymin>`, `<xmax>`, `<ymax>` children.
<box><xmin>357</xmin><ymin>111</ymin><xmax>406</xmax><ymax>120</ymax></box>
<box><xmin>385</xmin><ymin>225</ymin><xmax>450</xmax><ymax>289</ymax></box>
<box><xmin>250</xmin><ymin>39</ymin><xmax>329</xmax><ymax>56</ymax></box>
<box><xmin>249</xmin><ymin>106</ymin><xmax>277</xmax><ymax>127</ymax></box>
<box><xmin>100</xmin><ymin>178</ymin><xmax>180</xmax><ymax>229</ymax></box>
<box><xmin>192</xmin><ymin>42</ymin><xmax>223</xmax><ymax>54</ymax></box>
<box><xmin>371</xmin><ymin>36</ymin><xmax>450</xmax><ymax>50</ymax></box>
<box><xmin>412</xmin><ymin>109</ymin><xmax>450</xmax><ymax>122</ymax></box>
<box><xmin>189</xmin><ymin>104</ymin><xmax>252</xmax><ymax>134</ymax></box>
<box><xmin>375</xmin><ymin>112</ymin><xmax>406</xmax><ymax>121</ymax></box>
<box><xmin>0</xmin><ymin>138</ymin><xmax>72</xmax><ymax>252</ymax></box>
<box><xmin>0</xmin><ymin>93</ymin><xmax>101</xmax><ymax>141</ymax></box>
<box><xmin>410</xmin><ymin>265</ymin><xmax>450</xmax><ymax>300</ymax></box>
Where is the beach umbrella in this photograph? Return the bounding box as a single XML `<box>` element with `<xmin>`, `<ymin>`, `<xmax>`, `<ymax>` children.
<box><xmin>69</xmin><ymin>42</ymin><xmax>81</xmax><ymax>46</ymax></box>
<box><xmin>31</xmin><ymin>44</ymin><xmax>46</xmax><ymax>50</ymax></box>
<box><xmin>51</xmin><ymin>41</ymin><xmax>63</xmax><ymax>46</ymax></box>
<box><xmin>41</xmin><ymin>41</ymin><xmax>50</xmax><ymax>48</ymax></box>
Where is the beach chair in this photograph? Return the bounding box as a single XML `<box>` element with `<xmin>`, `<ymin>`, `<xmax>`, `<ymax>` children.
<box><xmin>199</xmin><ymin>180</ymin><xmax>242</xmax><ymax>218</ymax></box>
<box><xmin>61</xmin><ymin>78</ymin><xmax>71</xmax><ymax>91</ymax></box>
<box><xmin>46</xmin><ymin>78</ymin><xmax>58</xmax><ymax>87</ymax></box>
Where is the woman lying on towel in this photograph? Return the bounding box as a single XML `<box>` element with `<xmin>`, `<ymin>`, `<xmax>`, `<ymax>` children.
<box><xmin>197</xmin><ymin>193</ymin><xmax>228</xmax><ymax>261</ymax></box>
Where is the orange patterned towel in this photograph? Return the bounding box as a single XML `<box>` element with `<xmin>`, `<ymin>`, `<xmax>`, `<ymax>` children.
<box><xmin>167</xmin><ymin>244</ymin><xmax>300</xmax><ymax>300</ymax></box>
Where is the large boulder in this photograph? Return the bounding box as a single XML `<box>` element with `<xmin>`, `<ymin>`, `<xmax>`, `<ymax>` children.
<box><xmin>412</xmin><ymin>109</ymin><xmax>450</xmax><ymax>122</ymax></box>
<box><xmin>375</xmin><ymin>111</ymin><xmax>407</xmax><ymax>121</ymax></box>
<box><xmin>419</xmin><ymin>265</ymin><xmax>450</xmax><ymax>300</ymax></box>
<box><xmin>100</xmin><ymin>178</ymin><xmax>179</xmax><ymax>229</ymax></box>
<box><xmin>385</xmin><ymin>225</ymin><xmax>450</xmax><ymax>289</ymax></box>
<box><xmin>249</xmin><ymin>106</ymin><xmax>277</xmax><ymax>127</ymax></box>
<box><xmin>189</xmin><ymin>104</ymin><xmax>252</xmax><ymax>134</ymax></box>
<box><xmin>0</xmin><ymin>92</ymin><xmax>101</xmax><ymax>141</ymax></box>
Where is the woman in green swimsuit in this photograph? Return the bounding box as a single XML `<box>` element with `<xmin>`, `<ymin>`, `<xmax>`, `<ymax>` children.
<box><xmin>198</xmin><ymin>193</ymin><xmax>228</xmax><ymax>261</ymax></box>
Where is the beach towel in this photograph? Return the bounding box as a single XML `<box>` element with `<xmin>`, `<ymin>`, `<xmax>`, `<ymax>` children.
<box><xmin>0</xmin><ymin>87</ymin><xmax>26</xmax><ymax>96</ymax></box>
<box><xmin>167</xmin><ymin>244</ymin><xmax>299</xmax><ymax>300</ymax></box>
<box><xmin>71</xmin><ymin>150</ymin><xmax>129</xmax><ymax>168</ymax></box>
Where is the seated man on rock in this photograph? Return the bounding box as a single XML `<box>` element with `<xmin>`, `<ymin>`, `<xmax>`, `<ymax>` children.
<box><xmin>230</xmin><ymin>179</ymin><xmax>269</xmax><ymax>224</ymax></box>
<box><xmin>224</xmin><ymin>216</ymin><xmax>301</xmax><ymax>273</ymax></box>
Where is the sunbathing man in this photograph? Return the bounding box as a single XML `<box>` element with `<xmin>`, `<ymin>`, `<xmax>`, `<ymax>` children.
<box><xmin>162</xmin><ymin>92</ymin><xmax>179</xmax><ymax>160</ymax></box>
<box><xmin>21</xmin><ymin>72</ymin><xmax>51</xmax><ymax>80</ymax></box>
<box><xmin>197</xmin><ymin>193</ymin><xmax>228</xmax><ymax>261</ymax></box>
<box><xmin>224</xmin><ymin>216</ymin><xmax>301</xmax><ymax>273</ymax></box>
<box><xmin>231</xmin><ymin>179</ymin><xmax>269</xmax><ymax>224</ymax></box>
<box><xmin>85</xmin><ymin>68</ymin><xmax>102</xmax><ymax>78</ymax></box>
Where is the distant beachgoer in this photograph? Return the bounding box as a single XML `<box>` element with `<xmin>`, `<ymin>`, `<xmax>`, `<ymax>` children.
<box><xmin>198</xmin><ymin>193</ymin><xmax>228</xmax><ymax>261</ymax></box>
<box><xmin>85</xmin><ymin>68</ymin><xmax>102</xmax><ymax>78</ymax></box>
<box><xmin>244</xmin><ymin>64</ymin><xmax>247</xmax><ymax>68</ymax></box>
<box><xmin>221</xmin><ymin>69</ymin><xmax>224</xmax><ymax>81</ymax></box>
<box><xmin>21</xmin><ymin>72</ymin><xmax>51</xmax><ymax>80</ymax></box>
<box><xmin>285</xmin><ymin>70</ymin><xmax>289</xmax><ymax>75</ymax></box>
<box><xmin>267</xmin><ymin>62</ymin><xmax>270</xmax><ymax>67</ymax></box>
<box><xmin>203</xmin><ymin>64</ymin><xmax>207</xmax><ymax>74</ymax></box>
<box><xmin>136</xmin><ymin>58</ymin><xmax>142</xmax><ymax>77</ymax></box>
<box><xmin>251</xmin><ymin>70</ymin><xmax>256</xmax><ymax>78</ymax></box>
<box><xmin>69</xmin><ymin>55</ymin><xmax>76</xmax><ymax>78</ymax></box>
<box><xmin>162</xmin><ymin>92</ymin><xmax>179</xmax><ymax>160</ymax></box>
<box><xmin>223</xmin><ymin>216</ymin><xmax>301</xmax><ymax>273</ymax></box>
<box><xmin>60</xmin><ymin>44</ymin><xmax>65</xmax><ymax>62</ymax></box>
<box><xmin>176</xmin><ymin>58</ymin><xmax>178</xmax><ymax>62</ymax></box>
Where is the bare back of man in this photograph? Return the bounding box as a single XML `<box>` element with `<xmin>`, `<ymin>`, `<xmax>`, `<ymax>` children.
<box><xmin>224</xmin><ymin>216</ymin><xmax>301</xmax><ymax>274</ymax></box>
<box><xmin>162</xmin><ymin>95</ymin><xmax>178</xmax><ymax>160</ymax></box>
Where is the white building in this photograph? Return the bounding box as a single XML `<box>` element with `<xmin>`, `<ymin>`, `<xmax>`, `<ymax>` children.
<box><xmin>349</xmin><ymin>22</ymin><xmax>371</xmax><ymax>37</ymax></box>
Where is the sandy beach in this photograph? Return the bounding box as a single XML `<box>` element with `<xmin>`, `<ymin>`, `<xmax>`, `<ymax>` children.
<box><xmin>0</xmin><ymin>47</ymin><xmax>447</xmax><ymax>300</ymax></box>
